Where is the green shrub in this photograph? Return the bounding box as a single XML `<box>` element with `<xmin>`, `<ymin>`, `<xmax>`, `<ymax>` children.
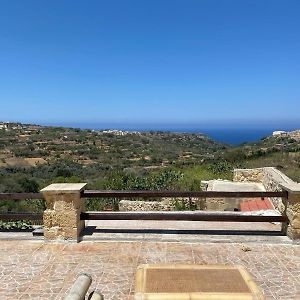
<box><xmin>0</xmin><ymin>220</ymin><xmax>33</xmax><ymax>230</ymax></box>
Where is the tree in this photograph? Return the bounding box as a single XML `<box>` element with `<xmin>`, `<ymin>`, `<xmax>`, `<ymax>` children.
<box><xmin>18</xmin><ymin>178</ymin><xmax>39</xmax><ymax>193</ymax></box>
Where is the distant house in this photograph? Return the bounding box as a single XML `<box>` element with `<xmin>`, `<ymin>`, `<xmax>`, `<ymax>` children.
<box><xmin>272</xmin><ymin>130</ymin><xmax>286</xmax><ymax>136</ymax></box>
<box><xmin>0</xmin><ymin>123</ymin><xmax>8</xmax><ymax>130</ymax></box>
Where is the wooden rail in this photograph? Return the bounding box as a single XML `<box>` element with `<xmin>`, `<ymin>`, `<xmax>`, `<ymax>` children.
<box><xmin>0</xmin><ymin>190</ymin><xmax>288</xmax><ymax>200</ymax></box>
<box><xmin>0</xmin><ymin>193</ymin><xmax>43</xmax><ymax>200</ymax></box>
<box><xmin>80</xmin><ymin>190</ymin><xmax>288</xmax><ymax>226</ymax></box>
<box><xmin>81</xmin><ymin>211</ymin><xmax>287</xmax><ymax>223</ymax></box>
<box><xmin>0</xmin><ymin>193</ymin><xmax>43</xmax><ymax>222</ymax></box>
<box><xmin>0</xmin><ymin>212</ymin><xmax>43</xmax><ymax>221</ymax></box>
<box><xmin>81</xmin><ymin>190</ymin><xmax>287</xmax><ymax>198</ymax></box>
<box><xmin>0</xmin><ymin>190</ymin><xmax>288</xmax><ymax>226</ymax></box>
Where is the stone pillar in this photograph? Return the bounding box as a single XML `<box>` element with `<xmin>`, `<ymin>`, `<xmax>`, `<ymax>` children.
<box><xmin>41</xmin><ymin>183</ymin><xmax>87</xmax><ymax>242</ymax></box>
<box><xmin>285</xmin><ymin>189</ymin><xmax>300</xmax><ymax>240</ymax></box>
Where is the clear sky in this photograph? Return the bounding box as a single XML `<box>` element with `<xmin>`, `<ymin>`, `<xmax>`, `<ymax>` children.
<box><xmin>0</xmin><ymin>0</ymin><xmax>299</xmax><ymax>129</ymax></box>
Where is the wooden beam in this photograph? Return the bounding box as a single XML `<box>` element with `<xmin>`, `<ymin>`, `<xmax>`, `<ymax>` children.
<box><xmin>0</xmin><ymin>190</ymin><xmax>287</xmax><ymax>200</ymax></box>
<box><xmin>0</xmin><ymin>212</ymin><xmax>43</xmax><ymax>221</ymax></box>
<box><xmin>80</xmin><ymin>211</ymin><xmax>287</xmax><ymax>223</ymax></box>
<box><xmin>81</xmin><ymin>190</ymin><xmax>287</xmax><ymax>199</ymax></box>
<box><xmin>0</xmin><ymin>193</ymin><xmax>43</xmax><ymax>200</ymax></box>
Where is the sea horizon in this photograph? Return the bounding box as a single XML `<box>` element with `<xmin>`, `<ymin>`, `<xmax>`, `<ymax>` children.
<box><xmin>35</xmin><ymin>121</ymin><xmax>299</xmax><ymax>146</ymax></box>
<box><xmin>3</xmin><ymin>119</ymin><xmax>299</xmax><ymax>145</ymax></box>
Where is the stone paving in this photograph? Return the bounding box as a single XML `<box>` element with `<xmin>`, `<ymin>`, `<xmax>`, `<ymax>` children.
<box><xmin>0</xmin><ymin>224</ymin><xmax>299</xmax><ymax>300</ymax></box>
<box><xmin>83</xmin><ymin>220</ymin><xmax>290</xmax><ymax>244</ymax></box>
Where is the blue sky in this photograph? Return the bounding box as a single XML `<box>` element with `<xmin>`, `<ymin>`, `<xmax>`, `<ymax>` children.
<box><xmin>0</xmin><ymin>0</ymin><xmax>299</xmax><ymax>129</ymax></box>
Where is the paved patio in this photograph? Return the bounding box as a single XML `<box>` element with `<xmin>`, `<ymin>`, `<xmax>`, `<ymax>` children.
<box><xmin>0</xmin><ymin>222</ymin><xmax>299</xmax><ymax>300</ymax></box>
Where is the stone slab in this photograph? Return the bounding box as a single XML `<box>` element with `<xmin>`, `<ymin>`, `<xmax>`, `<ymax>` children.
<box><xmin>209</xmin><ymin>180</ymin><xmax>265</xmax><ymax>192</ymax></box>
<box><xmin>279</xmin><ymin>182</ymin><xmax>300</xmax><ymax>194</ymax></box>
<box><xmin>40</xmin><ymin>183</ymin><xmax>87</xmax><ymax>193</ymax></box>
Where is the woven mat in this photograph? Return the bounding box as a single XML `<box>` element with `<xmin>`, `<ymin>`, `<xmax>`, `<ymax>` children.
<box><xmin>144</xmin><ymin>268</ymin><xmax>251</xmax><ymax>294</ymax></box>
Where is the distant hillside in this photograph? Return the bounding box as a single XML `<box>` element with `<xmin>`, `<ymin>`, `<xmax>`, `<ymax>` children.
<box><xmin>0</xmin><ymin>122</ymin><xmax>299</xmax><ymax>211</ymax></box>
<box><xmin>0</xmin><ymin>121</ymin><xmax>229</xmax><ymax>170</ymax></box>
<box><xmin>213</xmin><ymin>129</ymin><xmax>300</xmax><ymax>181</ymax></box>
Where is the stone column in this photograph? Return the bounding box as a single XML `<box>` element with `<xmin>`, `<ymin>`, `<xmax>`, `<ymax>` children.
<box><xmin>285</xmin><ymin>187</ymin><xmax>300</xmax><ymax>240</ymax></box>
<box><xmin>41</xmin><ymin>183</ymin><xmax>87</xmax><ymax>242</ymax></box>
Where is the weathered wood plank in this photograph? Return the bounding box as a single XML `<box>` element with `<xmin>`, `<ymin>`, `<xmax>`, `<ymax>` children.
<box><xmin>80</xmin><ymin>211</ymin><xmax>287</xmax><ymax>222</ymax></box>
<box><xmin>0</xmin><ymin>193</ymin><xmax>43</xmax><ymax>200</ymax></box>
<box><xmin>81</xmin><ymin>190</ymin><xmax>287</xmax><ymax>199</ymax></box>
<box><xmin>0</xmin><ymin>190</ymin><xmax>287</xmax><ymax>200</ymax></box>
<box><xmin>0</xmin><ymin>212</ymin><xmax>43</xmax><ymax>220</ymax></box>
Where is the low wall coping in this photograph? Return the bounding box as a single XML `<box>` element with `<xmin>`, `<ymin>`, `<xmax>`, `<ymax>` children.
<box><xmin>235</xmin><ymin>167</ymin><xmax>300</xmax><ymax>194</ymax></box>
<box><xmin>41</xmin><ymin>183</ymin><xmax>87</xmax><ymax>193</ymax></box>
<box><xmin>207</xmin><ymin>180</ymin><xmax>265</xmax><ymax>192</ymax></box>
<box><xmin>279</xmin><ymin>183</ymin><xmax>300</xmax><ymax>194</ymax></box>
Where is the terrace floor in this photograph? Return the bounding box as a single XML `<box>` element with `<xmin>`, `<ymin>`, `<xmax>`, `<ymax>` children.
<box><xmin>0</xmin><ymin>221</ymin><xmax>299</xmax><ymax>300</ymax></box>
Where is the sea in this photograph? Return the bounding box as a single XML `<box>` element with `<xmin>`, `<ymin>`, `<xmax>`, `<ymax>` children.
<box><xmin>169</xmin><ymin>128</ymin><xmax>293</xmax><ymax>145</ymax></box>
<box><xmin>48</xmin><ymin>122</ymin><xmax>299</xmax><ymax>146</ymax></box>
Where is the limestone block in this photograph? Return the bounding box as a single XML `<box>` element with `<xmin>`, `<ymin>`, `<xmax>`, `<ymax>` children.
<box><xmin>290</xmin><ymin>218</ymin><xmax>300</xmax><ymax>229</ymax></box>
<box><xmin>41</xmin><ymin>183</ymin><xmax>87</xmax><ymax>193</ymax></box>
<box><xmin>44</xmin><ymin>226</ymin><xmax>61</xmax><ymax>240</ymax></box>
<box><xmin>288</xmin><ymin>195</ymin><xmax>300</xmax><ymax>209</ymax></box>
<box><xmin>51</xmin><ymin>211</ymin><xmax>80</xmax><ymax>228</ymax></box>
<box><xmin>41</xmin><ymin>183</ymin><xmax>87</xmax><ymax>242</ymax></box>
<box><xmin>286</xmin><ymin>194</ymin><xmax>300</xmax><ymax>229</ymax></box>
<box><xmin>44</xmin><ymin>226</ymin><xmax>82</xmax><ymax>241</ymax></box>
<box><xmin>61</xmin><ymin>227</ymin><xmax>79</xmax><ymax>240</ymax></box>
<box><xmin>43</xmin><ymin>210</ymin><xmax>55</xmax><ymax>228</ymax></box>
<box><xmin>287</xmin><ymin>226</ymin><xmax>300</xmax><ymax>240</ymax></box>
<box><xmin>42</xmin><ymin>192</ymin><xmax>58</xmax><ymax>210</ymax></box>
<box><xmin>62</xmin><ymin>193</ymin><xmax>84</xmax><ymax>208</ymax></box>
<box><xmin>233</xmin><ymin>169</ymin><xmax>264</xmax><ymax>183</ymax></box>
<box><xmin>52</xmin><ymin>197</ymin><xmax>85</xmax><ymax>212</ymax></box>
<box><xmin>54</xmin><ymin>199</ymin><xmax>76</xmax><ymax>211</ymax></box>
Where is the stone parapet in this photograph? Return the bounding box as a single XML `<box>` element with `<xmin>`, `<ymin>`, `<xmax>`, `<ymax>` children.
<box><xmin>285</xmin><ymin>187</ymin><xmax>300</xmax><ymax>239</ymax></box>
<box><xmin>234</xmin><ymin>167</ymin><xmax>300</xmax><ymax>239</ymax></box>
<box><xmin>201</xmin><ymin>179</ymin><xmax>265</xmax><ymax>211</ymax></box>
<box><xmin>41</xmin><ymin>183</ymin><xmax>87</xmax><ymax>242</ymax></box>
<box><xmin>234</xmin><ymin>167</ymin><xmax>293</xmax><ymax>212</ymax></box>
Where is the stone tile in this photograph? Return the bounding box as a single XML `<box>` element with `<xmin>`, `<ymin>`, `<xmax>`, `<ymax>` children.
<box><xmin>0</xmin><ymin>231</ymin><xmax>299</xmax><ymax>299</ymax></box>
<box><xmin>165</xmin><ymin>242</ymin><xmax>194</xmax><ymax>263</ymax></box>
<box><xmin>20</xmin><ymin>292</ymin><xmax>59</xmax><ymax>299</ymax></box>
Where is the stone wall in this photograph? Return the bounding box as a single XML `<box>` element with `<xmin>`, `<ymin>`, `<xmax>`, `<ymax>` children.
<box><xmin>201</xmin><ymin>180</ymin><xmax>230</xmax><ymax>211</ymax></box>
<box><xmin>234</xmin><ymin>167</ymin><xmax>300</xmax><ymax>239</ymax></box>
<box><xmin>201</xmin><ymin>179</ymin><xmax>266</xmax><ymax>211</ymax></box>
<box><xmin>233</xmin><ymin>168</ymin><xmax>265</xmax><ymax>183</ymax></box>
<box><xmin>119</xmin><ymin>198</ymin><xmax>205</xmax><ymax>211</ymax></box>
<box><xmin>119</xmin><ymin>199</ymin><xmax>174</xmax><ymax>211</ymax></box>
<box><xmin>234</xmin><ymin>167</ymin><xmax>294</xmax><ymax>213</ymax></box>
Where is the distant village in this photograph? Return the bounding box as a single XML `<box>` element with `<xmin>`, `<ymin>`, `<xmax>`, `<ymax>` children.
<box><xmin>0</xmin><ymin>121</ymin><xmax>141</xmax><ymax>136</ymax></box>
<box><xmin>272</xmin><ymin>130</ymin><xmax>300</xmax><ymax>141</ymax></box>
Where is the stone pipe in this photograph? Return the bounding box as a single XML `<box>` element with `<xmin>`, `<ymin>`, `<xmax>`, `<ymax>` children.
<box><xmin>88</xmin><ymin>290</ymin><xmax>104</xmax><ymax>300</ymax></box>
<box><xmin>65</xmin><ymin>273</ymin><xmax>92</xmax><ymax>300</ymax></box>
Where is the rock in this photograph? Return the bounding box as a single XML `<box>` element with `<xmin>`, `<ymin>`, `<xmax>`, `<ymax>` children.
<box><xmin>240</xmin><ymin>244</ymin><xmax>251</xmax><ymax>252</ymax></box>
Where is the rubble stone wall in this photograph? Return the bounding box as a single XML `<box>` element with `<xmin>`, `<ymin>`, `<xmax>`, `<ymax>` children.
<box><xmin>233</xmin><ymin>167</ymin><xmax>294</xmax><ymax>213</ymax></box>
<box><xmin>234</xmin><ymin>167</ymin><xmax>300</xmax><ymax>239</ymax></box>
<box><xmin>201</xmin><ymin>180</ymin><xmax>243</xmax><ymax>211</ymax></box>
<box><xmin>233</xmin><ymin>168</ymin><xmax>265</xmax><ymax>183</ymax></box>
<box><xmin>119</xmin><ymin>198</ymin><xmax>205</xmax><ymax>211</ymax></box>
